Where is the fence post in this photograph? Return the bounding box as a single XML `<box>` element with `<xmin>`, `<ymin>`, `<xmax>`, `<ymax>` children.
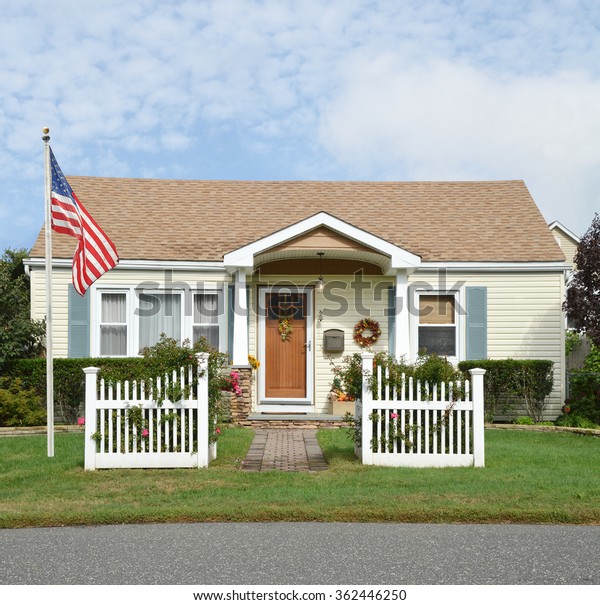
<box><xmin>83</xmin><ymin>367</ymin><xmax>100</xmax><ymax>471</ymax></box>
<box><xmin>361</xmin><ymin>352</ymin><xmax>375</xmax><ymax>465</ymax></box>
<box><xmin>195</xmin><ymin>352</ymin><xmax>210</xmax><ymax>468</ymax></box>
<box><xmin>469</xmin><ymin>368</ymin><xmax>486</xmax><ymax>467</ymax></box>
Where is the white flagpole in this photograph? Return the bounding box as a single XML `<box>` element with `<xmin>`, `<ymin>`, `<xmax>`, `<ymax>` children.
<box><xmin>42</xmin><ymin>127</ymin><xmax>54</xmax><ymax>458</ymax></box>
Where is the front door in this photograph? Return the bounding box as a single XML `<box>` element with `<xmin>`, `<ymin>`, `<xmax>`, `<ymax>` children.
<box><xmin>259</xmin><ymin>288</ymin><xmax>313</xmax><ymax>408</ymax></box>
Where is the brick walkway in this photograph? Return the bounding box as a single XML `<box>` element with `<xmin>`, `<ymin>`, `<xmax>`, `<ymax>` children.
<box><xmin>241</xmin><ymin>430</ymin><xmax>329</xmax><ymax>472</ymax></box>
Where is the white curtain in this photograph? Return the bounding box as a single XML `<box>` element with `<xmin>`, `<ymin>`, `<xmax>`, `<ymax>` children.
<box><xmin>193</xmin><ymin>293</ymin><xmax>219</xmax><ymax>348</ymax></box>
<box><xmin>100</xmin><ymin>293</ymin><xmax>127</xmax><ymax>355</ymax></box>
<box><xmin>138</xmin><ymin>292</ymin><xmax>182</xmax><ymax>349</ymax></box>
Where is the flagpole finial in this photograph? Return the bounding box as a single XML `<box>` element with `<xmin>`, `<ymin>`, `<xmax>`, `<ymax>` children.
<box><xmin>42</xmin><ymin>127</ymin><xmax>50</xmax><ymax>142</ymax></box>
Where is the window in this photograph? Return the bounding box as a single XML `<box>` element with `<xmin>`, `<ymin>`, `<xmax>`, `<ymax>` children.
<box><xmin>138</xmin><ymin>292</ymin><xmax>182</xmax><ymax>349</ymax></box>
<box><xmin>417</xmin><ymin>294</ymin><xmax>457</xmax><ymax>357</ymax></box>
<box><xmin>193</xmin><ymin>293</ymin><xmax>219</xmax><ymax>348</ymax></box>
<box><xmin>99</xmin><ymin>293</ymin><xmax>127</xmax><ymax>356</ymax></box>
<box><xmin>95</xmin><ymin>287</ymin><xmax>225</xmax><ymax>356</ymax></box>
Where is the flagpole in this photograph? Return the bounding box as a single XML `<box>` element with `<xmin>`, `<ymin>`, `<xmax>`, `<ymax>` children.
<box><xmin>43</xmin><ymin>127</ymin><xmax>54</xmax><ymax>458</ymax></box>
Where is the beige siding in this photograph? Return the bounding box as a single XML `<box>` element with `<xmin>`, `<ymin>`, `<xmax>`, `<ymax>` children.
<box><xmin>551</xmin><ymin>231</ymin><xmax>579</xmax><ymax>269</ymax></box>
<box><xmin>30</xmin><ymin>267</ymin><xmax>71</xmax><ymax>357</ymax></box>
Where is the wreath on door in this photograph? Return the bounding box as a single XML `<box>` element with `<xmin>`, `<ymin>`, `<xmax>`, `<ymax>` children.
<box><xmin>353</xmin><ymin>318</ymin><xmax>381</xmax><ymax>348</ymax></box>
<box><xmin>278</xmin><ymin>317</ymin><xmax>293</xmax><ymax>341</ymax></box>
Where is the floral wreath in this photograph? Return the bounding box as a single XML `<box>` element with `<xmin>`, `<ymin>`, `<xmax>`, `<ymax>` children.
<box><xmin>278</xmin><ymin>317</ymin><xmax>293</xmax><ymax>341</ymax></box>
<box><xmin>353</xmin><ymin>317</ymin><xmax>381</xmax><ymax>348</ymax></box>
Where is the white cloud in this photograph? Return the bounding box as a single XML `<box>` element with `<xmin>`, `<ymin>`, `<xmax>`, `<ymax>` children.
<box><xmin>318</xmin><ymin>57</ymin><xmax>600</xmax><ymax>234</ymax></box>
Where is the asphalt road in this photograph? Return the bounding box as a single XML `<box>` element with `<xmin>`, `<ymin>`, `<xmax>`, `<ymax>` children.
<box><xmin>1</xmin><ymin>522</ymin><xmax>598</xmax><ymax>585</ymax></box>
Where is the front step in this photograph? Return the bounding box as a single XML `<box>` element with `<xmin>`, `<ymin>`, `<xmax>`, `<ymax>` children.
<box><xmin>238</xmin><ymin>413</ymin><xmax>350</xmax><ymax>430</ymax></box>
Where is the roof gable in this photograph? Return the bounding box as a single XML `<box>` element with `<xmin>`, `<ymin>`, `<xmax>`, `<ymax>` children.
<box><xmin>224</xmin><ymin>212</ymin><xmax>421</xmax><ymax>273</ymax></box>
<box><xmin>29</xmin><ymin>178</ymin><xmax>566</xmax><ymax>263</ymax></box>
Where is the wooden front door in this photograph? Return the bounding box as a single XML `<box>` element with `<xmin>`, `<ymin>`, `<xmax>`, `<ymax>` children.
<box><xmin>261</xmin><ymin>290</ymin><xmax>312</xmax><ymax>403</ymax></box>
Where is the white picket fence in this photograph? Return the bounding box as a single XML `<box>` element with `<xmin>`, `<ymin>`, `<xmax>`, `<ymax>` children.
<box><xmin>83</xmin><ymin>352</ymin><xmax>216</xmax><ymax>470</ymax></box>
<box><xmin>358</xmin><ymin>352</ymin><xmax>485</xmax><ymax>467</ymax></box>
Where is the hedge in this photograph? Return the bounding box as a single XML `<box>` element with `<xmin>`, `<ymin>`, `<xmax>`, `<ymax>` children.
<box><xmin>4</xmin><ymin>357</ymin><xmax>150</xmax><ymax>424</ymax></box>
<box><xmin>458</xmin><ymin>359</ymin><xmax>554</xmax><ymax>422</ymax></box>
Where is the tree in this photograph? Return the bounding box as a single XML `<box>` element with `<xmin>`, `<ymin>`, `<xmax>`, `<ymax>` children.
<box><xmin>0</xmin><ymin>248</ymin><xmax>45</xmax><ymax>368</ymax></box>
<box><xmin>564</xmin><ymin>214</ymin><xmax>600</xmax><ymax>348</ymax></box>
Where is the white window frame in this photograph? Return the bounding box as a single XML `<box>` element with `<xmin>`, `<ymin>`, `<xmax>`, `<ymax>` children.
<box><xmin>94</xmin><ymin>289</ymin><xmax>132</xmax><ymax>357</ymax></box>
<box><xmin>91</xmin><ymin>285</ymin><xmax>226</xmax><ymax>357</ymax></box>
<box><xmin>410</xmin><ymin>289</ymin><xmax>464</xmax><ymax>364</ymax></box>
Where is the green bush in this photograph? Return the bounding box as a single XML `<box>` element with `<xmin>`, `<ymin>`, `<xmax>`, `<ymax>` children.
<box><xmin>0</xmin><ymin>377</ymin><xmax>45</xmax><ymax>426</ymax></box>
<box><xmin>565</xmin><ymin>371</ymin><xmax>600</xmax><ymax>425</ymax></box>
<box><xmin>514</xmin><ymin>416</ymin><xmax>534</xmax><ymax>425</ymax></box>
<box><xmin>555</xmin><ymin>412</ymin><xmax>599</xmax><ymax>429</ymax></box>
<box><xmin>458</xmin><ymin>359</ymin><xmax>554</xmax><ymax>422</ymax></box>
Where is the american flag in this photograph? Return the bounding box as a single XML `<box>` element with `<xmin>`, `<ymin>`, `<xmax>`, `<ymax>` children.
<box><xmin>50</xmin><ymin>148</ymin><xmax>119</xmax><ymax>295</ymax></box>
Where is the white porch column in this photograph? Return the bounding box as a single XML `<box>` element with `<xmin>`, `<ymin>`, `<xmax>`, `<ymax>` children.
<box><xmin>232</xmin><ymin>269</ymin><xmax>249</xmax><ymax>366</ymax></box>
<box><xmin>394</xmin><ymin>271</ymin><xmax>411</xmax><ymax>361</ymax></box>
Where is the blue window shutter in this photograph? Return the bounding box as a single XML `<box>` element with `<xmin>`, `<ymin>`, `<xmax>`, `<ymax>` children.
<box><xmin>388</xmin><ymin>286</ymin><xmax>396</xmax><ymax>356</ymax></box>
<box><xmin>68</xmin><ymin>285</ymin><xmax>90</xmax><ymax>358</ymax></box>
<box><xmin>466</xmin><ymin>287</ymin><xmax>487</xmax><ymax>360</ymax></box>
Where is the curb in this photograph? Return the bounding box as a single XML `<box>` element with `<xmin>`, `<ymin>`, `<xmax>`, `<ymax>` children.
<box><xmin>487</xmin><ymin>423</ymin><xmax>600</xmax><ymax>438</ymax></box>
<box><xmin>0</xmin><ymin>425</ymin><xmax>84</xmax><ymax>437</ymax></box>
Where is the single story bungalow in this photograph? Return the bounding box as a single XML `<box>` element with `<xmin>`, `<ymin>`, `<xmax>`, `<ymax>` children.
<box><xmin>26</xmin><ymin>179</ymin><xmax>569</xmax><ymax>420</ymax></box>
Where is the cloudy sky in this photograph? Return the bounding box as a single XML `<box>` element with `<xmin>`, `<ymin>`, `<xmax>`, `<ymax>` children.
<box><xmin>1</xmin><ymin>0</ymin><xmax>599</xmax><ymax>252</ymax></box>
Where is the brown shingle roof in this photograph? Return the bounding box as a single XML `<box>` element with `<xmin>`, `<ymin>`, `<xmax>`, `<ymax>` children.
<box><xmin>30</xmin><ymin>178</ymin><xmax>565</xmax><ymax>263</ymax></box>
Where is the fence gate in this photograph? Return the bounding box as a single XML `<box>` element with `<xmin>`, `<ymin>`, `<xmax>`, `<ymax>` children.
<box><xmin>358</xmin><ymin>352</ymin><xmax>485</xmax><ymax>468</ymax></box>
<box><xmin>83</xmin><ymin>352</ymin><xmax>215</xmax><ymax>470</ymax></box>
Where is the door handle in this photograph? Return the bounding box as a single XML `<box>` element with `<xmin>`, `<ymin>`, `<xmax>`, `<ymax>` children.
<box><xmin>304</xmin><ymin>341</ymin><xmax>312</xmax><ymax>351</ymax></box>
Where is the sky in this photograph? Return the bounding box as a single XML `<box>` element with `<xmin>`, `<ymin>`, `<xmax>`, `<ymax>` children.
<box><xmin>1</xmin><ymin>0</ymin><xmax>599</xmax><ymax>252</ymax></box>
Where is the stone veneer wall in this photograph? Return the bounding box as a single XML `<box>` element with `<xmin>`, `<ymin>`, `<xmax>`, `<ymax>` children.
<box><xmin>229</xmin><ymin>366</ymin><xmax>253</xmax><ymax>422</ymax></box>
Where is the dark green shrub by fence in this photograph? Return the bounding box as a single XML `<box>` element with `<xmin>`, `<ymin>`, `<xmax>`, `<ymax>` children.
<box><xmin>3</xmin><ymin>357</ymin><xmax>149</xmax><ymax>424</ymax></box>
<box><xmin>458</xmin><ymin>359</ymin><xmax>554</xmax><ymax>422</ymax></box>
<box><xmin>2</xmin><ymin>336</ymin><xmax>235</xmax><ymax>427</ymax></box>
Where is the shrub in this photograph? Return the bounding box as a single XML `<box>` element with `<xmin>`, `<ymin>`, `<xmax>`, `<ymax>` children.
<box><xmin>5</xmin><ymin>357</ymin><xmax>147</xmax><ymax>424</ymax></box>
<box><xmin>458</xmin><ymin>359</ymin><xmax>554</xmax><ymax>422</ymax></box>
<box><xmin>514</xmin><ymin>416</ymin><xmax>534</xmax><ymax>425</ymax></box>
<box><xmin>0</xmin><ymin>378</ymin><xmax>45</xmax><ymax>427</ymax></box>
<box><xmin>3</xmin><ymin>336</ymin><xmax>235</xmax><ymax>427</ymax></box>
<box><xmin>565</xmin><ymin>371</ymin><xmax>600</xmax><ymax>425</ymax></box>
<box><xmin>555</xmin><ymin>413</ymin><xmax>599</xmax><ymax>429</ymax></box>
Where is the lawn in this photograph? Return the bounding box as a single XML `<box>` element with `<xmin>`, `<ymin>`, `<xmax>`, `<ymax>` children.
<box><xmin>1</xmin><ymin>426</ymin><xmax>599</xmax><ymax>528</ymax></box>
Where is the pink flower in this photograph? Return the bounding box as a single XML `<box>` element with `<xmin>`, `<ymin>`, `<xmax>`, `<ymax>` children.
<box><xmin>215</xmin><ymin>427</ymin><xmax>221</xmax><ymax>434</ymax></box>
<box><xmin>390</xmin><ymin>412</ymin><xmax>399</xmax><ymax>420</ymax></box>
<box><xmin>141</xmin><ymin>429</ymin><xmax>149</xmax><ymax>437</ymax></box>
<box><xmin>77</xmin><ymin>417</ymin><xmax>85</xmax><ymax>426</ymax></box>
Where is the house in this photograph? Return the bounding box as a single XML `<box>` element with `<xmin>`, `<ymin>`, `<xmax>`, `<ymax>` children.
<box><xmin>549</xmin><ymin>220</ymin><xmax>580</xmax><ymax>271</ymax></box>
<box><xmin>25</xmin><ymin>179</ymin><xmax>570</xmax><ymax>421</ymax></box>
<box><xmin>548</xmin><ymin>220</ymin><xmax>590</xmax><ymax>370</ymax></box>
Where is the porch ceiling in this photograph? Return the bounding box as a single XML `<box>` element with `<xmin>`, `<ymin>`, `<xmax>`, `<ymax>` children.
<box><xmin>254</xmin><ymin>247</ymin><xmax>391</xmax><ymax>271</ymax></box>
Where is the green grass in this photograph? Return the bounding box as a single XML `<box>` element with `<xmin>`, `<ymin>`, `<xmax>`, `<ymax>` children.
<box><xmin>1</xmin><ymin>427</ymin><xmax>599</xmax><ymax>528</ymax></box>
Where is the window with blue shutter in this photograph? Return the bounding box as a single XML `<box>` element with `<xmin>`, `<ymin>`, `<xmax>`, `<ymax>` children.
<box><xmin>466</xmin><ymin>286</ymin><xmax>487</xmax><ymax>360</ymax></box>
<box><xmin>68</xmin><ymin>284</ymin><xmax>90</xmax><ymax>358</ymax></box>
